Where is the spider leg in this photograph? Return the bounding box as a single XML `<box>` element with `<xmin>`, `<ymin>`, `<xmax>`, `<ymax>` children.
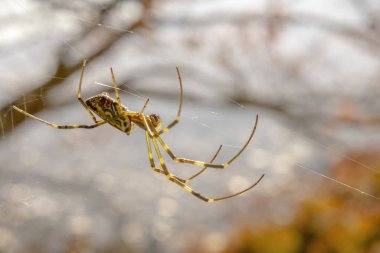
<box><xmin>145</xmin><ymin>130</ymin><xmax>192</xmax><ymax>182</ymax></box>
<box><xmin>110</xmin><ymin>67</ymin><xmax>122</xmax><ymax>107</ymax></box>
<box><xmin>156</xmin><ymin>67</ymin><xmax>183</xmax><ymax>136</ymax></box>
<box><xmin>145</xmin><ymin>131</ymin><xmax>188</xmax><ymax>182</ymax></box>
<box><xmin>77</xmin><ymin>59</ymin><xmax>101</xmax><ymax>124</ymax></box>
<box><xmin>139</xmin><ymin>98</ymin><xmax>150</xmax><ymax>114</ymax></box>
<box><xmin>155</xmin><ymin>115</ymin><xmax>259</xmax><ymax>169</ymax></box>
<box><xmin>129</xmin><ymin>99</ymin><xmax>150</xmax><ymax>134</ymax></box>
<box><xmin>12</xmin><ymin>106</ymin><xmax>106</xmax><ymax>129</ymax></box>
<box><xmin>142</xmin><ymin>112</ymin><xmax>234</xmax><ymax>173</ymax></box>
<box><xmin>145</xmin><ymin>131</ymin><xmax>168</xmax><ymax>175</ymax></box>
<box><xmin>110</xmin><ymin>66</ymin><xmax>150</xmax><ymax>115</ymax></box>
<box><xmin>143</xmin><ymin>113</ymin><xmax>215</xmax><ymax>176</ymax></box>
<box><xmin>144</xmin><ymin>112</ymin><xmax>236</xmax><ymax>183</ymax></box>
<box><xmin>180</xmin><ymin>145</ymin><xmax>223</xmax><ymax>183</ymax></box>
<box><xmin>149</xmin><ymin>136</ymin><xmax>264</xmax><ymax>202</ymax></box>
<box><xmin>145</xmin><ymin>131</ymin><xmax>222</xmax><ymax>183</ymax></box>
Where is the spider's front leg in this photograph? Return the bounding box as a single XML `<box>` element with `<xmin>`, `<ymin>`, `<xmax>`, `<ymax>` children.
<box><xmin>13</xmin><ymin>59</ymin><xmax>107</xmax><ymax>129</ymax></box>
<box><xmin>121</xmin><ymin>66</ymin><xmax>183</xmax><ymax>138</ymax></box>
<box><xmin>156</xmin><ymin>67</ymin><xmax>183</xmax><ymax>136</ymax></box>
<box><xmin>77</xmin><ymin>59</ymin><xmax>103</xmax><ymax>124</ymax></box>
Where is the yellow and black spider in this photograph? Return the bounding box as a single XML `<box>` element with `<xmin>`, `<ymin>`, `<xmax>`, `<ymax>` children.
<box><xmin>13</xmin><ymin>59</ymin><xmax>264</xmax><ymax>202</ymax></box>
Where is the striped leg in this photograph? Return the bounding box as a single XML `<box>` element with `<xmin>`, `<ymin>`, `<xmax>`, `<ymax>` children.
<box><xmin>139</xmin><ymin>99</ymin><xmax>150</xmax><ymax>114</ymax></box>
<box><xmin>156</xmin><ymin>115</ymin><xmax>259</xmax><ymax>169</ymax></box>
<box><xmin>15</xmin><ymin>59</ymin><xmax>104</xmax><ymax>127</ymax></box>
<box><xmin>145</xmin><ymin>131</ymin><xmax>168</xmax><ymax>175</ymax></box>
<box><xmin>148</xmin><ymin>133</ymin><xmax>264</xmax><ymax>202</ymax></box>
<box><xmin>138</xmin><ymin>96</ymin><xmax>222</xmax><ymax>182</ymax></box>
<box><xmin>157</xmin><ymin>67</ymin><xmax>183</xmax><ymax>136</ymax></box>
<box><xmin>12</xmin><ymin>106</ymin><xmax>105</xmax><ymax>129</ymax></box>
<box><xmin>180</xmin><ymin>145</ymin><xmax>223</xmax><ymax>183</ymax></box>
<box><xmin>77</xmin><ymin>59</ymin><xmax>101</xmax><ymax>124</ymax></box>
<box><xmin>13</xmin><ymin>60</ymin><xmax>106</xmax><ymax>129</ymax></box>
<box><xmin>141</xmin><ymin>113</ymin><xmax>227</xmax><ymax>179</ymax></box>
<box><xmin>145</xmin><ymin>131</ymin><xmax>221</xmax><ymax>183</ymax></box>
<box><xmin>143</xmin><ymin>108</ymin><xmax>259</xmax><ymax>170</ymax></box>
<box><xmin>110</xmin><ymin>67</ymin><xmax>122</xmax><ymax>107</ymax></box>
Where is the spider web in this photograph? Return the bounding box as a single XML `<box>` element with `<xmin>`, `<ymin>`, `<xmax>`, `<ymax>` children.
<box><xmin>1</xmin><ymin>0</ymin><xmax>380</xmax><ymax>252</ymax></box>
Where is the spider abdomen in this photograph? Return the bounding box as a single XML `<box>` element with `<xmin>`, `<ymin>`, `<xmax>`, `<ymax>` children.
<box><xmin>85</xmin><ymin>93</ymin><xmax>131</xmax><ymax>133</ymax></box>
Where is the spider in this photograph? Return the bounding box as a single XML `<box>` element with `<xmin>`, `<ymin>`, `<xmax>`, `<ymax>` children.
<box><xmin>13</xmin><ymin>59</ymin><xmax>265</xmax><ymax>202</ymax></box>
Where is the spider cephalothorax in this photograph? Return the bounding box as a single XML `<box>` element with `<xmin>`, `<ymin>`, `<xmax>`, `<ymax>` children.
<box><xmin>148</xmin><ymin>114</ymin><xmax>162</xmax><ymax>131</ymax></box>
<box><xmin>13</xmin><ymin>59</ymin><xmax>264</xmax><ymax>202</ymax></box>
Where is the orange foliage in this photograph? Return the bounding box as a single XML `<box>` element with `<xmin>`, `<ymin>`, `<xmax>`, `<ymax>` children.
<box><xmin>218</xmin><ymin>149</ymin><xmax>380</xmax><ymax>253</ymax></box>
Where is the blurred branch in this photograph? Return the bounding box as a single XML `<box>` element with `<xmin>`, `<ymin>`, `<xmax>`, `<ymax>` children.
<box><xmin>153</xmin><ymin>12</ymin><xmax>380</xmax><ymax>52</ymax></box>
<box><xmin>0</xmin><ymin>0</ymin><xmax>152</xmax><ymax>139</ymax></box>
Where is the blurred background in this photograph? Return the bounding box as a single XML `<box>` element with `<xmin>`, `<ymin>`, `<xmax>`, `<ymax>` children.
<box><xmin>1</xmin><ymin>0</ymin><xmax>380</xmax><ymax>252</ymax></box>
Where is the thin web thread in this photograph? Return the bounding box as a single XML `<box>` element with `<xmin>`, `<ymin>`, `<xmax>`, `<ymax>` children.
<box><xmin>296</xmin><ymin>162</ymin><xmax>380</xmax><ymax>201</ymax></box>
